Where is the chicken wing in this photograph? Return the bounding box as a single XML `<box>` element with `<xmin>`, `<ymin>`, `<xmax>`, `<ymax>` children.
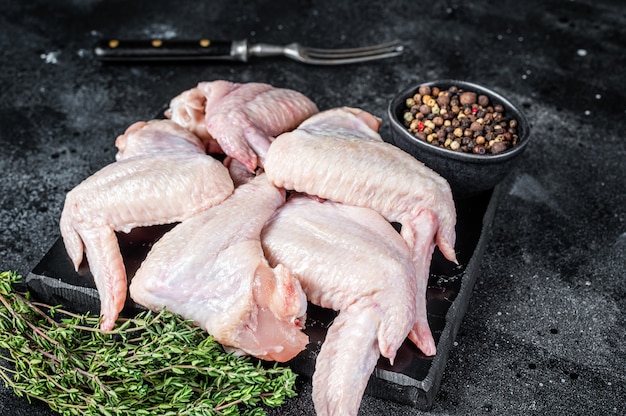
<box><xmin>165</xmin><ymin>80</ymin><xmax>319</xmax><ymax>171</ymax></box>
<box><xmin>262</xmin><ymin>194</ymin><xmax>418</xmax><ymax>416</ymax></box>
<box><xmin>264</xmin><ymin>107</ymin><xmax>457</xmax><ymax>355</ymax></box>
<box><xmin>60</xmin><ymin>120</ymin><xmax>234</xmax><ymax>330</ymax></box>
<box><xmin>129</xmin><ymin>174</ymin><xmax>308</xmax><ymax>362</ymax></box>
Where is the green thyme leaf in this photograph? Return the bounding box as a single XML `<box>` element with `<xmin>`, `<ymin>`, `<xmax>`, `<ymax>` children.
<box><xmin>0</xmin><ymin>271</ymin><xmax>297</xmax><ymax>416</ymax></box>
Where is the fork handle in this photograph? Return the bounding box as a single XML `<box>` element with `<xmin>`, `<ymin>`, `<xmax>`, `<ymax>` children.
<box><xmin>93</xmin><ymin>39</ymin><xmax>249</xmax><ymax>62</ymax></box>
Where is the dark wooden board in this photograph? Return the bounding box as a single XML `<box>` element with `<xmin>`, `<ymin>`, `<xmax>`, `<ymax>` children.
<box><xmin>26</xmin><ymin>185</ymin><xmax>502</xmax><ymax>410</ymax></box>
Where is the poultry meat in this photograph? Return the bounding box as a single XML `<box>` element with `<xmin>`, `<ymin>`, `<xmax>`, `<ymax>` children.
<box><xmin>60</xmin><ymin>120</ymin><xmax>234</xmax><ymax>330</ymax></box>
<box><xmin>264</xmin><ymin>106</ymin><xmax>457</xmax><ymax>354</ymax></box>
<box><xmin>165</xmin><ymin>80</ymin><xmax>319</xmax><ymax>171</ymax></box>
<box><xmin>129</xmin><ymin>174</ymin><xmax>309</xmax><ymax>362</ymax></box>
<box><xmin>262</xmin><ymin>194</ymin><xmax>417</xmax><ymax>416</ymax></box>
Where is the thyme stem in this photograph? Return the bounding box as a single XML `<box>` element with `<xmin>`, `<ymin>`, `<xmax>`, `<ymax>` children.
<box><xmin>0</xmin><ymin>271</ymin><xmax>297</xmax><ymax>416</ymax></box>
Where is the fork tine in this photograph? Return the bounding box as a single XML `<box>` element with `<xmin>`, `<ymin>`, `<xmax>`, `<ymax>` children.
<box><xmin>304</xmin><ymin>53</ymin><xmax>402</xmax><ymax>65</ymax></box>
<box><xmin>299</xmin><ymin>40</ymin><xmax>404</xmax><ymax>65</ymax></box>
<box><xmin>306</xmin><ymin>45</ymin><xmax>404</xmax><ymax>60</ymax></box>
<box><xmin>304</xmin><ymin>40</ymin><xmax>404</xmax><ymax>57</ymax></box>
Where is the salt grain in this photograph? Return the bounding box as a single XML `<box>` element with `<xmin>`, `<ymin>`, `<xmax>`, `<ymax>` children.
<box><xmin>40</xmin><ymin>51</ymin><xmax>60</xmax><ymax>64</ymax></box>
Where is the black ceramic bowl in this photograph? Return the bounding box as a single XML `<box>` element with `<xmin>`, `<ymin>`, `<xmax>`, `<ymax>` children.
<box><xmin>387</xmin><ymin>79</ymin><xmax>530</xmax><ymax>197</ymax></box>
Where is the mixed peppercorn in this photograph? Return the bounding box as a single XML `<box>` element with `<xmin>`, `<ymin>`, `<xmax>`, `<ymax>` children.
<box><xmin>402</xmin><ymin>84</ymin><xmax>520</xmax><ymax>155</ymax></box>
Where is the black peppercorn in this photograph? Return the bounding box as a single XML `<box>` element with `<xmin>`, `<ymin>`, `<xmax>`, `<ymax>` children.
<box><xmin>460</xmin><ymin>92</ymin><xmax>477</xmax><ymax>105</ymax></box>
<box><xmin>419</xmin><ymin>104</ymin><xmax>431</xmax><ymax>115</ymax></box>
<box><xmin>401</xmin><ymin>83</ymin><xmax>521</xmax><ymax>155</ymax></box>
<box><xmin>473</xmin><ymin>145</ymin><xmax>486</xmax><ymax>154</ymax></box>
<box><xmin>490</xmin><ymin>141</ymin><xmax>508</xmax><ymax>154</ymax></box>
<box><xmin>418</xmin><ymin>85</ymin><xmax>431</xmax><ymax>96</ymax></box>
<box><xmin>437</xmin><ymin>94</ymin><xmax>450</xmax><ymax>107</ymax></box>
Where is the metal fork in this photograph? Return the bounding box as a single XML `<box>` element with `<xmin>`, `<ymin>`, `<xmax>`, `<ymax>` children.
<box><xmin>246</xmin><ymin>39</ymin><xmax>405</xmax><ymax>65</ymax></box>
<box><xmin>94</xmin><ymin>38</ymin><xmax>405</xmax><ymax>65</ymax></box>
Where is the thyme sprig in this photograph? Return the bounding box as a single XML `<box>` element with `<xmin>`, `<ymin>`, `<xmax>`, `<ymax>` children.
<box><xmin>0</xmin><ymin>271</ymin><xmax>297</xmax><ymax>416</ymax></box>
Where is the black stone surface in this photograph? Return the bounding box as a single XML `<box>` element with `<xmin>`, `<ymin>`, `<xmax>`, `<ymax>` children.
<box><xmin>1</xmin><ymin>1</ymin><xmax>624</xmax><ymax>415</ymax></box>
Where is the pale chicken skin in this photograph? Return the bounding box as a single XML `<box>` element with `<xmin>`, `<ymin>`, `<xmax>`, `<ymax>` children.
<box><xmin>264</xmin><ymin>107</ymin><xmax>457</xmax><ymax>354</ymax></box>
<box><xmin>129</xmin><ymin>174</ymin><xmax>309</xmax><ymax>362</ymax></box>
<box><xmin>262</xmin><ymin>194</ymin><xmax>418</xmax><ymax>416</ymax></box>
<box><xmin>165</xmin><ymin>80</ymin><xmax>319</xmax><ymax>171</ymax></box>
<box><xmin>60</xmin><ymin>120</ymin><xmax>234</xmax><ymax>331</ymax></box>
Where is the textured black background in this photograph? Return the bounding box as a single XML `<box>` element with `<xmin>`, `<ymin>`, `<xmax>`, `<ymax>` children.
<box><xmin>1</xmin><ymin>0</ymin><xmax>624</xmax><ymax>415</ymax></box>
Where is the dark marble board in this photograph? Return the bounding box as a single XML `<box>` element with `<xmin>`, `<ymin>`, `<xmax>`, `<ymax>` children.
<box><xmin>25</xmin><ymin>185</ymin><xmax>502</xmax><ymax>411</ymax></box>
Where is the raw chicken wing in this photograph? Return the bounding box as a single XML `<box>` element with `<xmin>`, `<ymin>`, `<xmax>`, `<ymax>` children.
<box><xmin>129</xmin><ymin>174</ymin><xmax>308</xmax><ymax>362</ymax></box>
<box><xmin>60</xmin><ymin>120</ymin><xmax>234</xmax><ymax>330</ymax></box>
<box><xmin>165</xmin><ymin>80</ymin><xmax>319</xmax><ymax>171</ymax></box>
<box><xmin>262</xmin><ymin>194</ymin><xmax>417</xmax><ymax>416</ymax></box>
<box><xmin>264</xmin><ymin>107</ymin><xmax>457</xmax><ymax>353</ymax></box>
